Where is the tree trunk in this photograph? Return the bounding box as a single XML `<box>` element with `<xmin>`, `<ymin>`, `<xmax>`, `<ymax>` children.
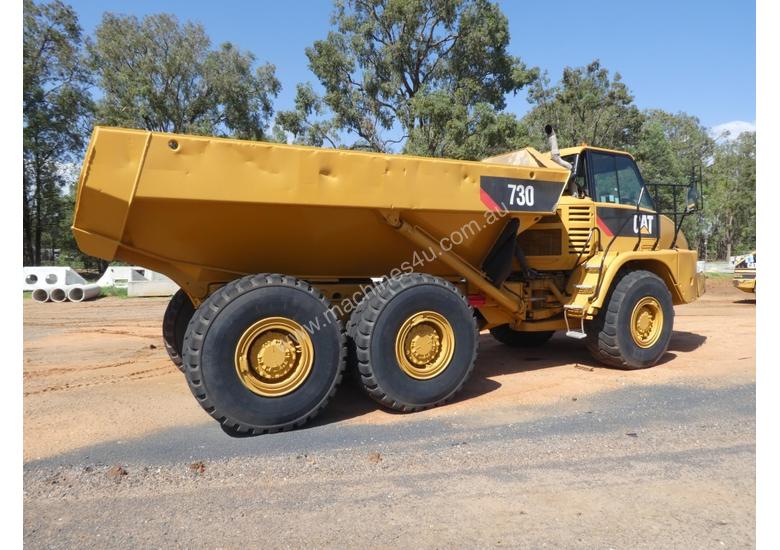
<box><xmin>34</xmin><ymin>157</ymin><xmax>43</xmax><ymax>265</ymax></box>
<box><xmin>724</xmin><ymin>213</ymin><xmax>733</xmax><ymax>261</ymax></box>
<box><xmin>22</xmin><ymin>175</ymin><xmax>34</xmax><ymax>265</ymax></box>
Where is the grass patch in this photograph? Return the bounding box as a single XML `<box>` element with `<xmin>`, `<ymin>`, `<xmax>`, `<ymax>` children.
<box><xmin>705</xmin><ymin>272</ymin><xmax>733</xmax><ymax>280</ymax></box>
<box><xmin>23</xmin><ymin>291</ymin><xmax>32</xmax><ymax>300</ymax></box>
<box><xmin>99</xmin><ymin>286</ymin><xmax>128</xmax><ymax>298</ymax></box>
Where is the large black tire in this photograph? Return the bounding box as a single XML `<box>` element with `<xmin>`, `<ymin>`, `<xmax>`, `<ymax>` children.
<box><xmin>162</xmin><ymin>289</ymin><xmax>195</xmax><ymax>371</ymax></box>
<box><xmin>490</xmin><ymin>325</ymin><xmax>555</xmax><ymax>347</ymax></box>
<box><xmin>182</xmin><ymin>274</ymin><xmax>346</xmax><ymax>435</ymax></box>
<box><xmin>347</xmin><ymin>273</ymin><xmax>478</xmax><ymax>412</ymax></box>
<box><xmin>585</xmin><ymin>270</ymin><xmax>674</xmax><ymax>370</ymax></box>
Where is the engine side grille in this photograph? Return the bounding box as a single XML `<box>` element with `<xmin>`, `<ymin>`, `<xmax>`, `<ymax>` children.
<box><xmin>567</xmin><ymin>205</ymin><xmax>594</xmax><ymax>254</ymax></box>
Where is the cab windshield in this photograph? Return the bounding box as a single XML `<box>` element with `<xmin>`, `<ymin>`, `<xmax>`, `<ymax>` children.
<box><xmin>590</xmin><ymin>152</ymin><xmax>654</xmax><ymax>209</ymax></box>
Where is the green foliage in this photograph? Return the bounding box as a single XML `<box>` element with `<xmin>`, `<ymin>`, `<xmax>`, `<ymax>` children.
<box><xmin>87</xmin><ymin>13</ymin><xmax>281</xmax><ymax>139</ymax></box>
<box><xmin>704</xmin><ymin>132</ymin><xmax>756</xmax><ymax>260</ymax></box>
<box><xmin>23</xmin><ymin>0</ymin><xmax>93</xmax><ymax>266</ymax></box>
<box><xmin>99</xmin><ymin>286</ymin><xmax>128</xmax><ymax>298</ymax></box>
<box><xmin>22</xmin><ymin>0</ymin><xmax>755</xmax><ymax>267</ymax></box>
<box><xmin>404</xmin><ymin>94</ymin><xmax>530</xmax><ymax>159</ymax></box>
<box><xmin>275</xmin><ymin>0</ymin><xmax>537</xmax><ymax>158</ymax></box>
<box><xmin>635</xmin><ymin>110</ymin><xmax>713</xmax><ymax>183</ymax></box>
<box><xmin>522</xmin><ymin>60</ymin><xmax>643</xmax><ymax>150</ymax></box>
<box><xmin>273</xmin><ymin>83</ymin><xmax>341</xmax><ymax>147</ymax></box>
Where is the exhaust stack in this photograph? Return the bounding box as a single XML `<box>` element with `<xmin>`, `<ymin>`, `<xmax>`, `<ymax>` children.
<box><xmin>545</xmin><ymin>125</ymin><xmax>572</xmax><ymax>171</ymax></box>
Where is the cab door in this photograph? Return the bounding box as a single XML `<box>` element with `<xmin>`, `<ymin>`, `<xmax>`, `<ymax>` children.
<box><xmin>587</xmin><ymin>151</ymin><xmax>658</xmax><ymax>250</ymax></box>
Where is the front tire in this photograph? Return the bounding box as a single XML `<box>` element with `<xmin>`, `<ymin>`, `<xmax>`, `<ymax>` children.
<box><xmin>183</xmin><ymin>274</ymin><xmax>346</xmax><ymax>435</ymax></box>
<box><xmin>348</xmin><ymin>273</ymin><xmax>478</xmax><ymax>412</ymax></box>
<box><xmin>586</xmin><ymin>270</ymin><xmax>674</xmax><ymax>369</ymax></box>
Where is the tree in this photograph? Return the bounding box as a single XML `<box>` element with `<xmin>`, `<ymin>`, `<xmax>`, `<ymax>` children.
<box><xmin>276</xmin><ymin>0</ymin><xmax>537</xmax><ymax>158</ymax></box>
<box><xmin>24</xmin><ymin>0</ymin><xmax>93</xmax><ymax>266</ymax></box>
<box><xmin>522</xmin><ymin>60</ymin><xmax>643</xmax><ymax>151</ymax></box>
<box><xmin>635</xmin><ymin>110</ymin><xmax>713</xmax><ymax>184</ymax></box>
<box><xmin>87</xmin><ymin>13</ymin><xmax>281</xmax><ymax>139</ymax></box>
<box><xmin>273</xmin><ymin>83</ymin><xmax>341</xmax><ymax>147</ymax></box>
<box><xmin>706</xmin><ymin>132</ymin><xmax>756</xmax><ymax>260</ymax></box>
<box><xmin>633</xmin><ymin>110</ymin><xmax>714</xmax><ymax>254</ymax></box>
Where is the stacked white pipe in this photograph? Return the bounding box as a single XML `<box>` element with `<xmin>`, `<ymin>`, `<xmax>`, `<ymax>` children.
<box><xmin>23</xmin><ymin>266</ymin><xmax>102</xmax><ymax>303</ymax></box>
<box><xmin>67</xmin><ymin>284</ymin><xmax>101</xmax><ymax>302</ymax></box>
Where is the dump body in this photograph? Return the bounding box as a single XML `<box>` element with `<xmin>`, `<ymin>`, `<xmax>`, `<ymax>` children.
<box><xmin>73</xmin><ymin>127</ymin><xmax>570</xmax><ymax>300</ymax></box>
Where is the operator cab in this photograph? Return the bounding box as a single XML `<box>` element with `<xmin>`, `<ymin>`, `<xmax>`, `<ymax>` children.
<box><xmin>560</xmin><ymin>147</ymin><xmax>655</xmax><ymax>212</ymax></box>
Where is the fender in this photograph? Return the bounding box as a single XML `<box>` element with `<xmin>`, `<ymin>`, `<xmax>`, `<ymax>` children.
<box><xmin>587</xmin><ymin>249</ymin><xmax>701</xmax><ymax>313</ymax></box>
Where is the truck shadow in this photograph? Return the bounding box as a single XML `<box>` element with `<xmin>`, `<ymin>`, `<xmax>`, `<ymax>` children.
<box><xmin>311</xmin><ymin>329</ymin><xmax>708</xmax><ymax>429</ymax></box>
<box><xmin>734</xmin><ymin>298</ymin><xmax>756</xmax><ymax>305</ymax></box>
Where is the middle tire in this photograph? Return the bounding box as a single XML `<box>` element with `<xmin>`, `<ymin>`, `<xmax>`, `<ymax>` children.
<box><xmin>183</xmin><ymin>274</ymin><xmax>346</xmax><ymax>435</ymax></box>
<box><xmin>162</xmin><ymin>288</ymin><xmax>195</xmax><ymax>371</ymax></box>
<box><xmin>348</xmin><ymin>273</ymin><xmax>478</xmax><ymax>412</ymax></box>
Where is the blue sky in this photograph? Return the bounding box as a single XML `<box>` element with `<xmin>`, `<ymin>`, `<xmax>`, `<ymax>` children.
<box><xmin>67</xmin><ymin>0</ymin><xmax>756</xmax><ymax>135</ymax></box>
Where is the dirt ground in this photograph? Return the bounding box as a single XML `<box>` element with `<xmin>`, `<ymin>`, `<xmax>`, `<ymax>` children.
<box><xmin>23</xmin><ymin>278</ymin><xmax>754</xmax><ymax>461</ymax></box>
<box><xmin>23</xmin><ymin>278</ymin><xmax>755</xmax><ymax>547</ymax></box>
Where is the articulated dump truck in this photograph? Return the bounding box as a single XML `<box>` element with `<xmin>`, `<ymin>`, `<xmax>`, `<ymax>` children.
<box><xmin>72</xmin><ymin>126</ymin><xmax>705</xmax><ymax>435</ymax></box>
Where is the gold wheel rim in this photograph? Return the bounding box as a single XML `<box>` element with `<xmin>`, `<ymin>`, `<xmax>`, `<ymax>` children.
<box><xmin>395</xmin><ymin>311</ymin><xmax>455</xmax><ymax>380</ymax></box>
<box><xmin>630</xmin><ymin>297</ymin><xmax>664</xmax><ymax>348</ymax></box>
<box><xmin>234</xmin><ymin>317</ymin><xmax>314</xmax><ymax>397</ymax></box>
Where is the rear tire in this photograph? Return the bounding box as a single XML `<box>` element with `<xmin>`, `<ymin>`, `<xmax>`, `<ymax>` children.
<box><xmin>586</xmin><ymin>270</ymin><xmax>673</xmax><ymax>370</ymax></box>
<box><xmin>162</xmin><ymin>289</ymin><xmax>195</xmax><ymax>371</ymax></box>
<box><xmin>490</xmin><ymin>326</ymin><xmax>554</xmax><ymax>347</ymax></box>
<box><xmin>348</xmin><ymin>273</ymin><xmax>478</xmax><ymax>412</ymax></box>
<box><xmin>183</xmin><ymin>274</ymin><xmax>346</xmax><ymax>435</ymax></box>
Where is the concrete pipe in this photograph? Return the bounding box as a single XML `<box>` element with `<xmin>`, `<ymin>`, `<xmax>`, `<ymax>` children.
<box><xmin>31</xmin><ymin>288</ymin><xmax>50</xmax><ymax>303</ymax></box>
<box><xmin>50</xmin><ymin>287</ymin><xmax>68</xmax><ymax>302</ymax></box>
<box><xmin>67</xmin><ymin>284</ymin><xmax>101</xmax><ymax>303</ymax></box>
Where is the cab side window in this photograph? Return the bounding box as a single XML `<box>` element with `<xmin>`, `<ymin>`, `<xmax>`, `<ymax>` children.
<box><xmin>592</xmin><ymin>153</ymin><xmax>619</xmax><ymax>203</ymax></box>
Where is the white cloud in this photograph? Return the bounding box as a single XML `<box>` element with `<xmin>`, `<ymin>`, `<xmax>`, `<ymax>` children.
<box><xmin>709</xmin><ymin>120</ymin><xmax>756</xmax><ymax>140</ymax></box>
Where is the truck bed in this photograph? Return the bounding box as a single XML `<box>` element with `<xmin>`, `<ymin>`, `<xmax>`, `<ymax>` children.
<box><xmin>72</xmin><ymin>127</ymin><xmax>569</xmax><ymax>299</ymax></box>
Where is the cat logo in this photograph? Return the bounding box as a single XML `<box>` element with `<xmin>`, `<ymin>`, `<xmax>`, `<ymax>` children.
<box><xmin>633</xmin><ymin>214</ymin><xmax>654</xmax><ymax>235</ymax></box>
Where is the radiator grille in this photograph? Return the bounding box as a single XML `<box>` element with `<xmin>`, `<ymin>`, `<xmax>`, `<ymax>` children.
<box><xmin>517</xmin><ymin>229</ymin><xmax>562</xmax><ymax>256</ymax></box>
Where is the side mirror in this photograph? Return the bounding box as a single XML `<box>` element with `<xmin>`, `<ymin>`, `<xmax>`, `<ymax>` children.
<box><xmin>685</xmin><ymin>183</ymin><xmax>699</xmax><ymax>213</ymax></box>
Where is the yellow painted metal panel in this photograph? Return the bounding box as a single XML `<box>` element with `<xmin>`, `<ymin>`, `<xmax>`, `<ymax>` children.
<box><xmin>72</xmin><ymin>127</ymin><xmax>570</xmax><ymax>299</ymax></box>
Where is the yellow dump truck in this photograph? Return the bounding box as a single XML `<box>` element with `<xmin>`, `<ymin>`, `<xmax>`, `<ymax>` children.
<box><xmin>72</xmin><ymin>125</ymin><xmax>705</xmax><ymax>435</ymax></box>
<box><xmin>733</xmin><ymin>251</ymin><xmax>756</xmax><ymax>293</ymax></box>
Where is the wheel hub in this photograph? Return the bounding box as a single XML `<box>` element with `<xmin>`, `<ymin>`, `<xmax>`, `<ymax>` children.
<box><xmin>253</xmin><ymin>332</ymin><xmax>299</xmax><ymax>380</ymax></box>
<box><xmin>630</xmin><ymin>297</ymin><xmax>664</xmax><ymax>348</ymax></box>
<box><xmin>407</xmin><ymin>325</ymin><xmax>442</xmax><ymax>365</ymax></box>
<box><xmin>395</xmin><ymin>311</ymin><xmax>455</xmax><ymax>380</ymax></box>
<box><xmin>235</xmin><ymin>317</ymin><xmax>314</xmax><ymax>397</ymax></box>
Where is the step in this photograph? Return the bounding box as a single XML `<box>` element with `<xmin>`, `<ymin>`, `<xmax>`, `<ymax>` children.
<box><xmin>574</xmin><ymin>284</ymin><xmax>594</xmax><ymax>292</ymax></box>
<box><xmin>565</xmin><ymin>330</ymin><xmax>588</xmax><ymax>340</ymax></box>
<box><xmin>585</xmin><ymin>263</ymin><xmax>601</xmax><ymax>272</ymax></box>
<box><xmin>564</xmin><ymin>304</ymin><xmax>585</xmax><ymax>311</ymax></box>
